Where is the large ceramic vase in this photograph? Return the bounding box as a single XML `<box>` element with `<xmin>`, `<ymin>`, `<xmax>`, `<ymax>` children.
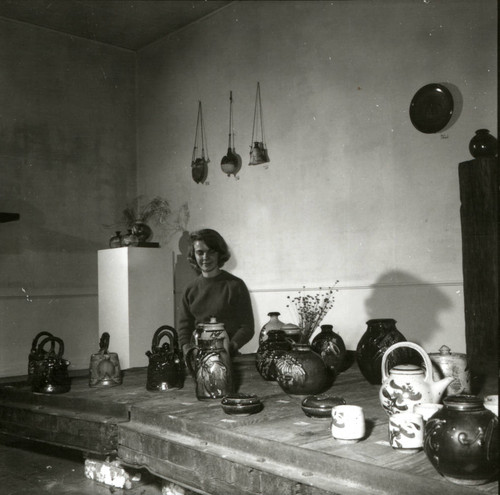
<box><xmin>275</xmin><ymin>343</ymin><xmax>335</xmax><ymax>397</ymax></box>
<box><xmin>259</xmin><ymin>311</ymin><xmax>285</xmax><ymax>345</ymax></box>
<box><xmin>131</xmin><ymin>221</ymin><xmax>153</xmax><ymax>242</ymax></box>
<box><xmin>256</xmin><ymin>329</ymin><xmax>292</xmax><ymax>381</ymax></box>
<box><xmin>311</xmin><ymin>324</ymin><xmax>347</xmax><ymax>373</ymax></box>
<box><xmin>424</xmin><ymin>395</ymin><xmax>498</xmax><ymax>486</ymax></box>
<box><xmin>356</xmin><ymin>318</ymin><xmax>415</xmax><ymax>385</ymax></box>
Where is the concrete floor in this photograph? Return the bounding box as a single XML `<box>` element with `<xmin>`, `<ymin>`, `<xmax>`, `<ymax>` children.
<box><xmin>0</xmin><ymin>433</ymin><xmax>167</xmax><ymax>495</ymax></box>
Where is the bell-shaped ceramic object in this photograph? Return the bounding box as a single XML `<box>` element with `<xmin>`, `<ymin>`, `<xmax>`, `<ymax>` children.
<box><xmin>89</xmin><ymin>332</ymin><xmax>122</xmax><ymax>388</ymax></box>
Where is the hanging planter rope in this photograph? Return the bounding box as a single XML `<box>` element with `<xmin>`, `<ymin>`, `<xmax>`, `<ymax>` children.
<box><xmin>221</xmin><ymin>91</ymin><xmax>242</xmax><ymax>178</ymax></box>
<box><xmin>249</xmin><ymin>82</ymin><xmax>270</xmax><ymax>166</ymax></box>
<box><xmin>191</xmin><ymin>101</ymin><xmax>209</xmax><ymax>184</ymax></box>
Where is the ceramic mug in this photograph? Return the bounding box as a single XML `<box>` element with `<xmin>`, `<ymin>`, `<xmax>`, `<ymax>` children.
<box><xmin>413</xmin><ymin>403</ymin><xmax>443</xmax><ymax>422</ymax></box>
<box><xmin>389</xmin><ymin>412</ymin><xmax>424</xmax><ymax>453</ymax></box>
<box><xmin>331</xmin><ymin>405</ymin><xmax>365</xmax><ymax>442</ymax></box>
<box><xmin>484</xmin><ymin>395</ymin><xmax>498</xmax><ymax>416</ymax></box>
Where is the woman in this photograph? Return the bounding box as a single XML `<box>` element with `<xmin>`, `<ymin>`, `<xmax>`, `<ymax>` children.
<box><xmin>178</xmin><ymin>229</ymin><xmax>255</xmax><ymax>357</ymax></box>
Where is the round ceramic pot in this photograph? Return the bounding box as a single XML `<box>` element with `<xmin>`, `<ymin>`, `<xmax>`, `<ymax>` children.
<box><xmin>259</xmin><ymin>312</ymin><xmax>285</xmax><ymax>345</ymax></box>
<box><xmin>424</xmin><ymin>395</ymin><xmax>499</xmax><ymax>486</ymax></box>
<box><xmin>469</xmin><ymin>129</ymin><xmax>498</xmax><ymax>158</ymax></box>
<box><xmin>275</xmin><ymin>343</ymin><xmax>335</xmax><ymax>398</ymax></box>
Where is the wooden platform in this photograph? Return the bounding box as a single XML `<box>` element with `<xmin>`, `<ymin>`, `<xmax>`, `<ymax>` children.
<box><xmin>0</xmin><ymin>355</ymin><xmax>497</xmax><ymax>495</ymax></box>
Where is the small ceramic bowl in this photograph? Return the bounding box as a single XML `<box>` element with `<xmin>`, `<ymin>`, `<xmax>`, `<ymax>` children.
<box><xmin>301</xmin><ymin>394</ymin><xmax>346</xmax><ymax>418</ymax></box>
<box><xmin>221</xmin><ymin>393</ymin><xmax>263</xmax><ymax>416</ymax></box>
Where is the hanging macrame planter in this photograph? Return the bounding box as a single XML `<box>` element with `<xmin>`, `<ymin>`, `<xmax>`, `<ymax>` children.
<box><xmin>191</xmin><ymin>101</ymin><xmax>209</xmax><ymax>184</ymax></box>
<box><xmin>249</xmin><ymin>82</ymin><xmax>270</xmax><ymax>166</ymax></box>
<box><xmin>221</xmin><ymin>91</ymin><xmax>242</xmax><ymax>178</ymax></box>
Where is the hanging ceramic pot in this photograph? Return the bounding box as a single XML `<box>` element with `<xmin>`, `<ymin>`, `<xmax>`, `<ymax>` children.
<box><xmin>248</xmin><ymin>82</ymin><xmax>270</xmax><ymax>166</ymax></box>
<box><xmin>356</xmin><ymin>318</ymin><xmax>416</xmax><ymax>385</ymax></box>
<box><xmin>221</xmin><ymin>91</ymin><xmax>242</xmax><ymax>178</ymax></box>
<box><xmin>109</xmin><ymin>231</ymin><xmax>122</xmax><ymax>248</ymax></box>
<box><xmin>469</xmin><ymin>129</ymin><xmax>498</xmax><ymax>158</ymax></box>
<box><xmin>191</xmin><ymin>101</ymin><xmax>209</xmax><ymax>184</ymax></box>
<box><xmin>311</xmin><ymin>324</ymin><xmax>348</xmax><ymax>374</ymax></box>
<box><xmin>259</xmin><ymin>311</ymin><xmax>286</xmax><ymax>345</ymax></box>
<box><xmin>89</xmin><ymin>332</ymin><xmax>122</xmax><ymax>388</ymax></box>
<box><xmin>424</xmin><ymin>395</ymin><xmax>498</xmax><ymax>485</ymax></box>
<box><xmin>275</xmin><ymin>343</ymin><xmax>335</xmax><ymax>397</ymax></box>
<box><xmin>31</xmin><ymin>336</ymin><xmax>71</xmax><ymax>394</ymax></box>
<box><xmin>256</xmin><ymin>329</ymin><xmax>293</xmax><ymax>381</ymax></box>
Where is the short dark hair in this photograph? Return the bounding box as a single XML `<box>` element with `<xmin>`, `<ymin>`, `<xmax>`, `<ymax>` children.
<box><xmin>187</xmin><ymin>229</ymin><xmax>231</xmax><ymax>273</ymax></box>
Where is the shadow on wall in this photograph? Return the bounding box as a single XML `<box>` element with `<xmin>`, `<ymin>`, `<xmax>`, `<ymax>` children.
<box><xmin>0</xmin><ymin>200</ymin><xmax>102</xmax><ymax>254</ymax></box>
<box><xmin>174</xmin><ymin>230</ymin><xmax>197</xmax><ymax>326</ymax></box>
<box><xmin>364</xmin><ymin>270</ymin><xmax>453</xmax><ymax>347</ymax></box>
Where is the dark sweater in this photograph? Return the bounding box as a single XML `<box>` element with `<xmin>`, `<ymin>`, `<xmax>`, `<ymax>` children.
<box><xmin>178</xmin><ymin>270</ymin><xmax>255</xmax><ymax>350</ymax></box>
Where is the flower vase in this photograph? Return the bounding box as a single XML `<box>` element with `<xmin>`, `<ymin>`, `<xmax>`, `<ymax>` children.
<box><xmin>131</xmin><ymin>222</ymin><xmax>153</xmax><ymax>243</ymax></box>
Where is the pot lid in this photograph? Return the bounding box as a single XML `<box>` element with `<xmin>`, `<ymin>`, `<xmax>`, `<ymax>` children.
<box><xmin>390</xmin><ymin>364</ymin><xmax>423</xmax><ymax>375</ymax></box>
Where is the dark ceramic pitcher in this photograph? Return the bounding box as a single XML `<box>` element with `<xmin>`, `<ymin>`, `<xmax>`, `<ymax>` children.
<box><xmin>27</xmin><ymin>331</ymin><xmax>53</xmax><ymax>383</ymax></box>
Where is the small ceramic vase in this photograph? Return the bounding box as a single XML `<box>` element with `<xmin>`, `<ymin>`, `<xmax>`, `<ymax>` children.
<box><xmin>469</xmin><ymin>129</ymin><xmax>498</xmax><ymax>158</ymax></box>
<box><xmin>275</xmin><ymin>343</ymin><xmax>335</xmax><ymax>398</ymax></box>
<box><xmin>424</xmin><ymin>395</ymin><xmax>499</xmax><ymax>486</ymax></box>
<box><xmin>109</xmin><ymin>231</ymin><xmax>123</xmax><ymax>248</ymax></box>
<box><xmin>311</xmin><ymin>324</ymin><xmax>347</xmax><ymax>373</ymax></box>
<box><xmin>259</xmin><ymin>312</ymin><xmax>286</xmax><ymax>345</ymax></box>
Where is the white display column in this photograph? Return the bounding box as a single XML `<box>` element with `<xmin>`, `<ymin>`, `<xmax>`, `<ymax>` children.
<box><xmin>98</xmin><ymin>247</ymin><xmax>174</xmax><ymax>369</ymax></box>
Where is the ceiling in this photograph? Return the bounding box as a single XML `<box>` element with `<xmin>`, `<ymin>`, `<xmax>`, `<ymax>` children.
<box><xmin>0</xmin><ymin>0</ymin><xmax>232</xmax><ymax>51</ymax></box>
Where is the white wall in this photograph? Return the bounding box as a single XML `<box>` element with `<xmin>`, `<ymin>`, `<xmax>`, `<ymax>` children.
<box><xmin>137</xmin><ymin>0</ymin><xmax>497</xmax><ymax>354</ymax></box>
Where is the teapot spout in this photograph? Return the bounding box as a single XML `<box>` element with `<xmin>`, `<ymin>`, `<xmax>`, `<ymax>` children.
<box><xmin>432</xmin><ymin>376</ymin><xmax>455</xmax><ymax>403</ymax></box>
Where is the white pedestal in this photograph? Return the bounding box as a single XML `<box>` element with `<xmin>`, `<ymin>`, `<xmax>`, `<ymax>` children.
<box><xmin>98</xmin><ymin>247</ymin><xmax>174</xmax><ymax>369</ymax></box>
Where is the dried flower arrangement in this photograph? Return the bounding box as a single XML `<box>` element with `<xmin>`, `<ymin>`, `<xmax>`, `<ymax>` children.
<box><xmin>122</xmin><ymin>196</ymin><xmax>172</xmax><ymax>228</ymax></box>
<box><xmin>287</xmin><ymin>283</ymin><xmax>339</xmax><ymax>344</ymax></box>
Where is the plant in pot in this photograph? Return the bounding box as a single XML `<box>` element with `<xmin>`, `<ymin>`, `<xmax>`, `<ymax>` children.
<box><xmin>123</xmin><ymin>196</ymin><xmax>172</xmax><ymax>243</ymax></box>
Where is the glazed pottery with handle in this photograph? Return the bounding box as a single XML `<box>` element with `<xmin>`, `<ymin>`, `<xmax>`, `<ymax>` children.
<box><xmin>379</xmin><ymin>341</ymin><xmax>453</xmax><ymax>415</ymax></box>
<box><xmin>89</xmin><ymin>332</ymin><xmax>122</xmax><ymax>388</ymax></box>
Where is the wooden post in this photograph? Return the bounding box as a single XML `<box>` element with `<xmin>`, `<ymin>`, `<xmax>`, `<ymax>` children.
<box><xmin>458</xmin><ymin>157</ymin><xmax>499</xmax><ymax>379</ymax></box>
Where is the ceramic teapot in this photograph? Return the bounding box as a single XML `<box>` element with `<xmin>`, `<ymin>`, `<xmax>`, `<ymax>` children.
<box><xmin>31</xmin><ymin>336</ymin><xmax>71</xmax><ymax>394</ymax></box>
<box><xmin>145</xmin><ymin>325</ymin><xmax>184</xmax><ymax>391</ymax></box>
<box><xmin>89</xmin><ymin>332</ymin><xmax>122</xmax><ymax>388</ymax></box>
<box><xmin>379</xmin><ymin>341</ymin><xmax>453</xmax><ymax>415</ymax></box>
<box><xmin>27</xmin><ymin>331</ymin><xmax>53</xmax><ymax>383</ymax></box>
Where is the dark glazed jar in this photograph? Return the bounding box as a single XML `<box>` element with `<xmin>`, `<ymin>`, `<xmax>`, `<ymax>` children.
<box><xmin>311</xmin><ymin>324</ymin><xmax>348</xmax><ymax>373</ymax></box>
<box><xmin>424</xmin><ymin>395</ymin><xmax>498</xmax><ymax>486</ymax></box>
<box><xmin>256</xmin><ymin>329</ymin><xmax>292</xmax><ymax>381</ymax></box>
<box><xmin>469</xmin><ymin>129</ymin><xmax>498</xmax><ymax>158</ymax></box>
<box><xmin>275</xmin><ymin>343</ymin><xmax>335</xmax><ymax>398</ymax></box>
<box><xmin>131</xmin><ymin>222</ymin><xmax>153</xmax><ymax>243</ymax></box>
<box><xmin>356</xmin><ymin>319</ymin><xmax>413</xmax><ymax>385</ymax></box>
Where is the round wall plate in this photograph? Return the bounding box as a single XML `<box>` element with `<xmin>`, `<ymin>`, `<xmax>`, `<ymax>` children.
<box><xmin>409</xmin><ymin>83</ymin><xmax>454</xmax><ymax>134</ymax></box>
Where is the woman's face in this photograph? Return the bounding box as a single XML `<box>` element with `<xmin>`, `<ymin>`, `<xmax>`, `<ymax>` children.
<box><xmin>193</xmin><ymin>240</ymin><xmax>220</xmax><ymax>277</ymax></box>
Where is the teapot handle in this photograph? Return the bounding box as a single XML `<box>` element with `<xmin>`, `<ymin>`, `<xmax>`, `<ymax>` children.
<box><xmin>37</xmin><ymin>336</ymin><xmax>64</xmax><ymax>359</ymax></box>
<box><xmin>31</xmin><ymin>331</ymin><xmax>53</xmax><ymax>353</ymax></box>
<box><xmin>98</xmin><ymin>332</ymin><xmax>110</xmax><ymax>354</ymax></box>
<box><xmin>151</xmin><ymin>325</ymin><xmax>178</xmax><ymax>352</ymax></box>
<box><xmin>381</xmin><ymin>341</ymin><xmax>431</xmax><ymax>382</ymax></box>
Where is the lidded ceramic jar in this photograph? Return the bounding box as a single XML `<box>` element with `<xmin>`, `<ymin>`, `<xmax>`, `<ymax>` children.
<box><xmin>429</xmin><ymin>344</ymin><xmax>471</xmax><ymax>397</ymax></box>
<box><xmin>424</xmin><ymin>395</ymin><xmax>498</xmax><ymax>486</ymax></box>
